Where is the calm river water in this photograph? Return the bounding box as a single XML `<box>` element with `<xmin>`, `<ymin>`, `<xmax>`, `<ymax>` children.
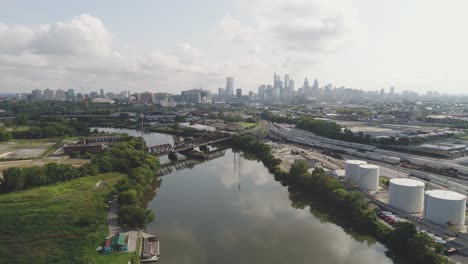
<box><xmin>95</xmin><ymin>128</ymin><xmax>393</xmax><ymax>264</ymax></box>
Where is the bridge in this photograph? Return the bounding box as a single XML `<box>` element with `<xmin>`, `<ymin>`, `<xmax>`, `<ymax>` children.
<box><xmin>156</xmin><ymin>148</ymin><xmax>227</xmax><ymax>176</ymax></box>
<box><xmin>146</xmin><ymin>135</ymin><xmax>230</xmax><ymax>157</ymax></box>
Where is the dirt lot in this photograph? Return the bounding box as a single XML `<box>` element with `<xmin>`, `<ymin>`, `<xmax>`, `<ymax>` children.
<box><xmin>0</xmin><ymin>157</ymin><xmax>89</xmax><ymax>171</ymax></box>
<box><xmin>0</xmin><ymin>139</ymin><xmax>58</xmax><ymax>159</ymax></box>
<box><xmin>271</xmin><ymin>143</ymin><xmax>344</xmax><ymax>172</ymax></box>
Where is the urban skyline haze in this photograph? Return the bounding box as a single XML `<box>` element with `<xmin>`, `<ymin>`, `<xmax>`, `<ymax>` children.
<box><xmin>1</xmin><ymin>0</ymin><xmax>468</xmax><ymax>94</ymax></box>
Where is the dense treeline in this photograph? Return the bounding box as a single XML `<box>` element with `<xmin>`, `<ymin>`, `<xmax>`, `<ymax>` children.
<box><xmin>261</xmin><ymin>110</ymin><xmax>296</xmax><ymax>124</ymax></box>
<box><xmin>231</xmin><ymin>134</ymin><xmax>449</xmax><ymax>264</ymax></box>
<box><xmin>0</xmin><ymin>163</ymin><xmax>99</xmax><ymax>192</ymax></box>
<box><xmin>91</xmin><ymin>136</ymin><xmax>158</xmax><ymax>229</ymax></box>
<box><xmin>296</xmin><ymin>117</ymin><xmax>373</xmax><ymax>144</ymax></box>
<box><xmin>0</xmin><ymin>135</ymin><xmax>159</xmax><ymax>229</ymax></box>
<box><xmin>0</xmin><ymin>117</ymin><xmax>90</xmax><ymax>141</ymax></box>
<box><xmin>0</xmin><ymin>100</ymin><xmax>146</xmax><ymax>116</ymax></box>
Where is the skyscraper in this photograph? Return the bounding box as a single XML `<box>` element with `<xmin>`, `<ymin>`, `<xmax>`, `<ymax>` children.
<box><xmin>226</xmin><ymin>77</ymin><xmax>234</xmax><ymax>98</ymax></box>
<box><xmin>218</xmin><ymin>88</ymin><xmax>225</xmax><ymax>98</ymax></box>
<box><xmin>31</xmin><ymin>89</ymin><xmax>42</xmax><ymax>100</ymax></box>
<box><xmin>274</xmin><ymin>72</ymin><xmax>281</xmax><ymax>88</ymax></box>
<box><xmin>284</xmin><ymin>74</ymin><xmax>290</xmax><ymax>89</ymax></box>
<box><xmin>236</xmin><ymin>88</ymin><xmax>242</xmax><ymax>97</ymax></box>
<box><xmin>100</xmin><ymin>89</ymin><xmax>105</xmax><ymax>98</ymax></box>
<box><xmin>66</xmin><ymin>89</ymin><xmax>75</xmax><ymax>100</ymax></box>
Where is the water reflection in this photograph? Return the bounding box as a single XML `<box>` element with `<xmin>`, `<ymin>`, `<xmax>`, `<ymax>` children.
<box><xmin>146</xmin><ymin>149</ymin><xmax>393</xmax><ymax>264</ymax></box>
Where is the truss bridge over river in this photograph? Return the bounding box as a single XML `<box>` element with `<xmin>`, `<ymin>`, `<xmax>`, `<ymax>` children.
<box><xmin>156</xmin><ymin>148</ymin><xmax>227</xmax><ymax>176</ymax></box>
<box><xmin>146</xmin><ymin>135</ymin><xmax>230</xmax><ymax>157</ymax></box>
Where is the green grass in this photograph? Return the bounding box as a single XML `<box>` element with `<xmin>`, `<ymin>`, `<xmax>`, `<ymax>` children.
<box><xmin>455</xmin><ymin>133</ymin><xmax>468</xmax><ymax>140</ymax></box>
<box><xmin>0</xmin><ymin>173</ymin><xmax>124</xmax><ymax>264</ymax></box>
<box><xmin>5</xmin><ymin>125</ymin><xmax>30</xmax><ymax>132</ymax></box>
<box><xmin>238</xmin><ymin>122</ymin><xmax>257</xmax><ymax>130</ymax></box>
<box><xmin>95</xmin><ymin>252</ymin><xmax>135</xmax><ymax>264</ymax></box>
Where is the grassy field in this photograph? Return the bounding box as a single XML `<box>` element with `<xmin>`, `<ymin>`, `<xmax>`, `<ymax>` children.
<box><xmin>95</xmin><ymin>252</ymin><xmax>135</xmax><ymax>264</ymax></box>
<box><xmin>0</xmin><ymin>173</ymin><xmax>124</xmax><ymax>264</ymax></box>
<box><xmin>456</xmin><ymin>133</ymin><xmax>468</xmax><ymax>140</ymax></box>
<box><xmin>238</xmin><ymin>122</ymin><xmax>257</xmax><ymax>130</ymax></box>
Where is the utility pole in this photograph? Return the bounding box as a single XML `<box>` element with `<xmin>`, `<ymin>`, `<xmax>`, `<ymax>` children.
<box><xmin>140</xmin><ymin>111</ymin><xmax>145</xmax><ymax>151</ymax></box>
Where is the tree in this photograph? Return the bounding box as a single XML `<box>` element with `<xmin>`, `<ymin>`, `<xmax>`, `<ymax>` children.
<box><xmin>0</xmin><ymin>167</ymin><xmax>24</xmax><ymax>192</ymax></box>
<box><xmin>118</xmin><ymin>205</ymin><xmax>154</xmax><ymax>229</ymax></box>
<box><xmin>117</xmin><ymin>189</ymin><xmax>140</xmax><ymax>206</ymax></box>
<box><xmin>0</xmin><ymin>130</ymin><xmax>11</xmax><ymax>142</ymax></box>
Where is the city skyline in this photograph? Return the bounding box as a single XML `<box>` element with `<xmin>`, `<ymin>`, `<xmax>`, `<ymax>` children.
<box><xmin>1</xmin><ymin>0</ymin><xmax>468</xmax><ymax>94</ymax></box>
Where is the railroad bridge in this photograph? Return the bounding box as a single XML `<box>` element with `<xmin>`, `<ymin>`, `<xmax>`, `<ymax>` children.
<box><xmin>156</xmin><ymin>148</ymin><xmax>227</xmax><ymax>176</ymax></box>
<box><xmin>146</xmin><ymin>135</ymin><xmax>230</xmax><ymax>157</ymax></box>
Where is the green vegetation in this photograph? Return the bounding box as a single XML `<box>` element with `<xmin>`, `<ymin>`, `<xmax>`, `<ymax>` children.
<box><xmin>238</xmin><ymin>122</ymin><xmax>257</xmax><ymax>130</ymax></box>
<box><xmin>336</xmin><ymin>107</ymin><xmax>372</xmax><ymax>116</ymax></box>
<box><xmin>95</xmin><ymin>252</ymin><xmax>136</xmax><ymax>264</ymax></box>
<box><xmin>91</xmin><ymin>136</ymin><xmax>158</xmax><ymax>229</ymax></box>
<box><xmin>1</xmin><ymin>161</ymin><xmax>99</xmax><ymax>193</ymax></box>
<box><xmin>261</xmin><ymin>110</ymin><xmax>296</xmax><ymax>124</ymax></box>
<box><xmin>0</xmin><ymin>173</ymin><xmax>123</xmax><ymax>264</ymax></box>
<box><xmin>232</xmin><ymin>134</ymin><xmax>449</xmax><ymax>264</ymax></box>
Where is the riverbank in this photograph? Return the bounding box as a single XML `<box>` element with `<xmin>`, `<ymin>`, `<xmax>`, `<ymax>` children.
<box><xmin>0</xmin><ymin>173</ymin><xmax>123</xmax><ymax>263</ymax></box>
<box><xmin>230</xmin><ymin>134</ymin><xmax>450</xmax><ymax>264</ymax></box>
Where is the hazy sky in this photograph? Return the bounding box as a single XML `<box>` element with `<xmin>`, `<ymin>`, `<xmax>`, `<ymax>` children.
<box><xmin>1</xmin><ymin>0</ymin><xmax>467</xmax><ymax>94</ymax></box>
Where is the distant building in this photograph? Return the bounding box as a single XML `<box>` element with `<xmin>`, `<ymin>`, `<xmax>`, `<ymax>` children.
<box><xmin>55</xmin><ymin>89</ymin><xmax>66</xmax><ymax>100</ymax></box>
<box><xmin>31</xmin><ymin>89</ymin><xmax>42</xmax><ymax>100</ymax></box>
<box><xmin>218</xmin><ymin>88</ymin><xmax>225</xmax><ymax>98</ymax></box>
<box><xmin>226</xmin><ymin>77</ymin><xmax>234</xmax><ymax>98</ymax></box>
<box><xmin>43</xmin><ymin>89</ymin><xmax>54</xmax><ymax>100</ymax></box>
<box><xmin>100</xmin><ymin>89</ymin><xmax>105</xmax><ymax>98</ymax></box>
<box><xmin>236</xmin><ymin>88</ymin><xmax>242</xmax><ymax>97</ymax></box>
<box><xmin>66</xmin><ymin>89</ymin><xmax>75</xmax><ymax>100</ymax></box>
<box><xmin>181</xmin><ymin>89</ymin><xmax>212</xmax><ymax>104</ymax></box>
<box><xmin>87</xmin><ymin>134</ymin><xmax>121</xmax><ymax>144</ymax></box>
<box><xmin>258</xmin><ymin>85</ymin><xmax>266</xmax><ymax>101</ymax></box>
<box><xmin>139</xmin><ymin>91</ymin><xmax>154</xmax><ymax>104</ymax></box>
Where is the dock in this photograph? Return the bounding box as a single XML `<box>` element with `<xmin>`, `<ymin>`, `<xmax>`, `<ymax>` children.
<box><xmin>141</xmin><ymin>232</ymin><xmax>160</xmax><ymax>262</ymax></box>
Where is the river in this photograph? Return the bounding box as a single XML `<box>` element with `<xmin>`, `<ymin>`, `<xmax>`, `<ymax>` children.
<box><xmin>95</xmin><ymin>128</ymin><xmax>393</xmax><ymax>264</ymax></box>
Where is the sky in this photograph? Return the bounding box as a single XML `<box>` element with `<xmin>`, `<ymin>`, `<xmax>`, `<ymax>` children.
<box><xmin>0</xmin><ymin>0</ymin><xmax>467</xmax><ymax>94</ymax></box>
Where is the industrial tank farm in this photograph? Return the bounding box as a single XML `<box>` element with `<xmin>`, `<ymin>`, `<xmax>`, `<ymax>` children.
<box><xmin>358</xmin><ymin>164</ymin><xmax>379</xmax><ymax>191</ymax></box>
<box><xmin>345</xmin><ymin>160</ymin><xmax>367</xmax><ymax>183</ymax></box>
<box><xmin>389</xmin><ymin>178</ymin><xmax>425</xmax><ymax>213</ymax></box>
<box><xmin>424</xmin><ymin>190</ymin><xmax>466</xmax><ymax>228</ymax></box>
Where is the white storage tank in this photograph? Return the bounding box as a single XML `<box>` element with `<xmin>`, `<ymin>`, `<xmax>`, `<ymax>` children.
<box><xmin>345</xmin><ymin>160</ymin><xmax>367</xmax><ymax>183</ymax></box>
<box><xmin>389</xmin><ymin>178</ymin><xmax>425</xmax><ymax>213</ymax></box>
<box><xmin>358</xmin><ymin>164</ymin><xmax>379</xmax><ymax>191</ymax></box>
<box><xmin>424</xmin><ymin>190</ymin><xmax>466</xmax><ymax>228</ymax></box>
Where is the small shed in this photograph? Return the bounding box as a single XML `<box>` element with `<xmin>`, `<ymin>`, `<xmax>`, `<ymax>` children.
<box><xmin>103</xmin><ymin>233</ymin><xmax>129</xmax><ymax>253</ymax></box>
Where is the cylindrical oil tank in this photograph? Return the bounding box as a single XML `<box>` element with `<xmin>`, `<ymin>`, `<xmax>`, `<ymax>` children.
<box><xmin>345</xmin><ymin>160</ymin><xmax>367</xmax><ymax>183</ymax></box>
<box><xmin>424</xmin><ymin>190</ymin><xmax>466</xmax><ymax>228</ymax></box>
<box><xmin>358</xmin><ymin>164</ymin><xmax>379</xmax><ymax>191</ymax></box>
<box><xmin>389</xmin><ymin>178</ymin><xmax>425</xmax><ymax>213</ymax></box>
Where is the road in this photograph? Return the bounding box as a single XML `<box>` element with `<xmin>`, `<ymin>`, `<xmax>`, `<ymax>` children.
<box><xmin>107</xmin><ymin>198</ymin><xmax>122</xmax><ymax>237</ymax></box>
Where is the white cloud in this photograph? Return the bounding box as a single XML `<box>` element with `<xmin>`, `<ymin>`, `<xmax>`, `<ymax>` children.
<box><xmin>30</xmin><ymin>14</ymin><xmax>114</xmax><ymax>57</ymax></box>
<box><xmin>0</xmin><ymin>14</ymin><xmax>226</xmax><ymax>92</ymax></box>
<box><xmin>220</xmin><ymin>0</ymin><xmax>366</xmax><ymax>67</ymax></box>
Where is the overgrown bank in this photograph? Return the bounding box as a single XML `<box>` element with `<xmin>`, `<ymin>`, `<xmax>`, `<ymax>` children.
<box><xmin>230</xmin><ymin>135</ymin><xmax>450</xmax><ymax>264</ymax></box>
<box><xmin>0</xmin><ymin>173</ymin><xmax>123</xmax><ymax>264</ymax></box>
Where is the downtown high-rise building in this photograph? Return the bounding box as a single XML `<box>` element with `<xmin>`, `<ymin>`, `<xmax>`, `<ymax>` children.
<box><xmin>226</xmin><ymin>77</ymin><xmax>234</xmax><ymax>98</ymax></box>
